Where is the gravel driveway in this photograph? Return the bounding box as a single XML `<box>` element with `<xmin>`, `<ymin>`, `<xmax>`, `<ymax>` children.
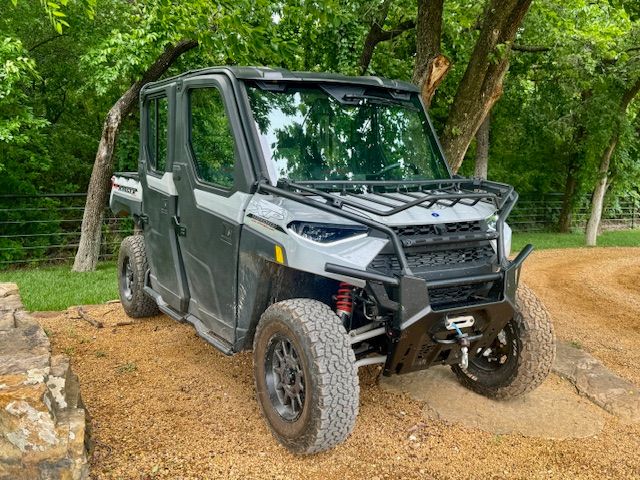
<box><xmin>37</xmin><ymin>247</ymin><xmax>640</xmax><ymax>479</ymax></box>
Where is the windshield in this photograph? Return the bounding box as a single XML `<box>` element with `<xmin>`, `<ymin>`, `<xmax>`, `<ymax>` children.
<box><xmin>246</xmin><ymin>84</ymin><xmax>450</xmax><ymax>183</ymax></box>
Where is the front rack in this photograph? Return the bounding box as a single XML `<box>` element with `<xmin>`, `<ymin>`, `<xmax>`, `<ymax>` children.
<box><xmin>257</xmin><ymin>178</ymin><xmax>518</xmax><ymax>279</ymax></box>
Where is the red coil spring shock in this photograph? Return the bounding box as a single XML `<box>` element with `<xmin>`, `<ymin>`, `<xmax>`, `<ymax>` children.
<box><xmin>335</xmin><ymin>282</ymin><xmax>354</xmax><ymax>319</ymax></box>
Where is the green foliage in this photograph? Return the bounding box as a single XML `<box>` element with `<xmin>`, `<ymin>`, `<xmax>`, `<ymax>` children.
<box><xmin>457</xmin><ymin>0</ymin><xmax>640</xmax><ymax>228</ymax></box>
<box><xmin>2</xmin><ymin>0</ymin><xmax>640</xmax><ymax>265</ymax></box>
<box><xmin>10</xmin><ymin>0</ymin><xmax>97</xmax><ymax>34</ymax></box>
<box><xmin>0</xmin><ymin>37</ymin><xmax>47</xmax><ymax>153</ymax></box>
<box><xmin>80</xmin><ymin>1</ymin><xmax>292</xmax><ymax>98</ymax></box>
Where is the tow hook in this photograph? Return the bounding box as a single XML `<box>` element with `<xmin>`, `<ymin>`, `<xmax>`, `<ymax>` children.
<box><xmin>445</xmin><ymin>316</ymin><xmax>475</xmax><ymax>369</ymax></box>
<box><xmin>433</xmin><ymin>316</ymin><xmax>481</xmax><ymax>369</ymax></box>
<box><xmin>452</xmin><ymin>323</ymin><xmax>471</xmax><ymax>370</ymax></box>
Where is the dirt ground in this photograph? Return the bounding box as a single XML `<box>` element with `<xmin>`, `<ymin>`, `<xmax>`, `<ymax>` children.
<box><xmin>522</xmin><ymin>247</ymin><xmax>640</xmax><ymax>387</ymax></box>
<box><xmin>37</xmin><ymin>247</ymin><xmax>640</xmax><ymax>480</ymax></box>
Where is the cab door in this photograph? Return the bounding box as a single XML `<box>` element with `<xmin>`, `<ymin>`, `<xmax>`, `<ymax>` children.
<box><xmin>172</xmin><ymin>75</ymin><xmax>253</xmax><ymax>343</ymax></box>
<box><xmin>139</xmin><ymin>86</ymin><xmax>189</xmax><ymax>312</ymax></box>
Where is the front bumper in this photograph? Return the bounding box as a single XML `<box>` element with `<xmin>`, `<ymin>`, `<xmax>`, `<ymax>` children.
<box><xmin>382</xmin><ymin>244</ymin><xmax>531</xmax><ymax>375</ymax></box>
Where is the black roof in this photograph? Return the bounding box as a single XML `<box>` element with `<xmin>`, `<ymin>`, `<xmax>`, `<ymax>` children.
<box><xmin>144</xmin><ymin>66</ymin><xmax>418</xmax><ymax>93</ymax></box>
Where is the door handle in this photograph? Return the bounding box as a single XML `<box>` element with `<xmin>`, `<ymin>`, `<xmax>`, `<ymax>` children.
<box><xmin>173</xmin><ymin>164</ymin><xmax>182</xmax><ymax>181</ymax></box>
<box><xmin>220</xmin><ymin>222</ymin><xmax>232</xmax><ymax>245</ymax></box>
<box><xmin>172</xmin><ymin>216</ymin><xmax>187</xmax><ymax>237</ymax></box>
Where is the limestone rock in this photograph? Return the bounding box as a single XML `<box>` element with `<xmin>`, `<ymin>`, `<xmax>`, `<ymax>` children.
<box><xmin>553</xmin><ymin>342</ymin><xmax>640</xmax><ymax>423</ymax></box>
<box><xmin>0</xmin><ymin>284</ymin><xmax>18</xmax><ymax>299</ymax></box>
<box><xmin>0</xmin><ymin>283</ymin><xmax>23</xmax><ymax>312</ymax></box>
<box><xmin>0</xmin><ymin>312</ymin><xmax>14</xmax><ymax>331</ymax></box>
<box><xmin>0</xmin><ymin>283</ymin><xmax>89</xmax><ymax>480</ymax></box>
<box><xmin>0</xmin><ymin>320</ymin><xmax>50</xmax><ymax>376</ymax></box>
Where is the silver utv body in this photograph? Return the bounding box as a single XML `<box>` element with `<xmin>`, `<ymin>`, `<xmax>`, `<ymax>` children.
<box><xmin>110</xmin><ymin>66</ymin><xmax>527</xmax><ymax>376</ymax></box>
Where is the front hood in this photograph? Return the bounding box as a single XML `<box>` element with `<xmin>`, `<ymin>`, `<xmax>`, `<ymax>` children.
<box><xmin>271</xmin><ymin>191</ymin><xmax>496</xmax><ymax>226</ymax></box>
<box><xmin>244</xmin><ymin>192</ymin><xmax>501</xmax><ymax>287</ymax></box>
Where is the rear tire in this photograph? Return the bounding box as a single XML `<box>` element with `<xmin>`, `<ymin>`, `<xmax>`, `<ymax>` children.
<box><xmin>253</xmin><ymin>299</ymin><xmax>359</xmax><ymax>454</ymax></box>
<box><xmin>117</xmin><ymin>235</ymin><xmax>160</xmax><ymax>318</ymax></box>
<box><xmin>452</xmin><ymin>284</ymin><xmax>555</xmax><ymax>399</ymax></box>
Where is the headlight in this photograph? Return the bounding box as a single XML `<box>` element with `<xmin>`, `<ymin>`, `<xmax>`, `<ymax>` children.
<box><xmin>485</xmin><ymin>213</ymin><xmax>499</xmax><ymax>231</ymax></box>
<box><xmin>288</xmin><ymin>221</ymin><xmax>368</xmax><ymax>244</ymax></box>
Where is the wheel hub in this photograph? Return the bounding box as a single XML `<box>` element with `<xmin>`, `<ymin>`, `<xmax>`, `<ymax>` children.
<box><xmin>265</xmin><ymin>337</ymin><xmax>305</xmax><ymax>421</ymax></box>
<box><xmin>471</xmin><ymin>326</ymin><xmax>514</xmax><ymax>371</ymax></box>
<box><xmin>122</xmin><ymin>257</ymin><xmax>134</xmax><ymax>302</ymax></box>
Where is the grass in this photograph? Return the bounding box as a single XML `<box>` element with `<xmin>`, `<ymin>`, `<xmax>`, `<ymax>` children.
<box><xmin>1</xmin><ymin>229</ymin><xmax>639</xmax><ymax>312</ymax></box>
<box><xmin>116</xmin><ymin>362</ymin><xmax>137</xmax><ymax>374</ymax></box>
<box><xmin>512</xmin><ymin>229</ymin><xmax>640</xmax><ymax>251</ymax></box>
<box><xmin>0</xmin><ymin>262</ymin><xmax>118</xmax><ymax>311</ymax></box>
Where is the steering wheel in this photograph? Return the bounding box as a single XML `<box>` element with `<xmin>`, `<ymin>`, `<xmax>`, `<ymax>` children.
<box><xmin>371</xmin><ymin>161</ymin><xmax>420</xmax><ymax>179</ymax></box>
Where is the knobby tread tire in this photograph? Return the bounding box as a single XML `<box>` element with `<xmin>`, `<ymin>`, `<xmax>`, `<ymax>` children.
<box><xmin>118</xmin><ymin>235</ymin><xmax>160</xmax><ymax>318</ymax></box>
<box><xmin>253</xmin><ymin>299</ymin><xmax>360</xmax><ymax>454</ymax></box>
<box><xmin>452</xmin><ymin>284</ymin><xmax>556</xmax><ymax>399</ymax></box>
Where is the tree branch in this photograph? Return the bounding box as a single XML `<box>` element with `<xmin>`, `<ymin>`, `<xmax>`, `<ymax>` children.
<box><xmin>73</xmin><ymin>39</ymin><xmax>199</xmax><ymax>272</ymax></box>
<box><xmin>512</xmin><ymin>44</ymin><xmax>550</xmax><ymax>52</ymax></box>
<box><xmin>440</xmin><ymin>0</ymin><xmax>533</xmax><ymax>172</ymax></box>
<box><xmin>359</xmin><ymin>0</ymin><xmax>415</xmax><ymax>74</ymax></box>
<box><xmin>375</xmin><ymin>20</ymin><xmax>416</xmax><ymax>42</ymax></box>
<box><xmin>28</xmin><ymin>34</ymin><xmax>67</xmax><ymax>52</ymax></box>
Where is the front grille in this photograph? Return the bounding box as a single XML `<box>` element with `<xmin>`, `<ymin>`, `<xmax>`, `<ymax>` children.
<box><xmin>392</xmin><ymin>221</ymin><xmax>483</xmax><ymax>238</ymax></box>
<box><xmin>369</xmin><ymin>221</ymin><xmax>498</xmax><ymax>308</ymax></box>
<box><xmin>369</xmin><ymin>245</ymin><xmax>495</xmax><ymax>273</ymax></box>
<box><xmin>428</xmin><ymin>284</ymin><xmax>478</xmax><ymax>307</ymax></box>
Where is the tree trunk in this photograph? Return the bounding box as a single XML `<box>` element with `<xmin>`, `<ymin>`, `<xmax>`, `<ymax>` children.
<box><xmin>585</xmin><ymin>77</ymin><xmax>640</xmax><ymax>246</ymax></box>
<box><xmin>73</xmin><ymin>39</ymin><xmax>198</xmax><ymax>272</ymax></box>
<box><xmin>411</xmin><ymin>0</ymin><xmax>449</xmax><ymax>109</ymax></box>
<box><xmin>440</xmin><ymin>0</ymin><xmax>532</xmax><ymax>172</ymax></box>
<box><xmin>558</xmin><ymin>158</ymin><xmax>578</xmax><ymax>233</ymax></box>
<box><xmin>359</xmin><ymin>0</ymin><xmax>415</xmax><ymax>74</ymax></box>
<box><xmin>585</xmin><ymin>137</ymin><xmax>617</xmax><ymax>246</ymax></box>
<box><xmin>474</xmin><ymin>113</ymin><xmax>490</xmax><ymax>179</ymax></box>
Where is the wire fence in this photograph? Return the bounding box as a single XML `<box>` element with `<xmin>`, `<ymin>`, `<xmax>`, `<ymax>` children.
<box><xmin>0</xmin><ymin>193</ymin><xmax>133</xmax><ymax>267</ymax></box>
<box><xmin>510</xmin><ymin>193</ymin><xmax>640</xmax><ymax>232</ymax></box>
<box><xmin>0</xmin><ymin>192</ymin><xmax>638</xmax><ymax>268</ymax></box>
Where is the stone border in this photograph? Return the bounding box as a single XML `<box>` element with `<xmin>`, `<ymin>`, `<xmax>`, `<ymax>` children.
<box><xmin>0</xmin><ymin>283</ymin><xmax>89</xmax><ymax>480</ymax></box>
<box><xmin>553</xmin><ymin>342</ymin><xmax>640</xmax><ymax>423</ymax></box>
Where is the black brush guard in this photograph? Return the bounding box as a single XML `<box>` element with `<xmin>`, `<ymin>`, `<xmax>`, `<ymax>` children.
<box><xmin>257</xmin><ymin>178</ymin><xmax>532</xmax><ymax>375</ymax></box>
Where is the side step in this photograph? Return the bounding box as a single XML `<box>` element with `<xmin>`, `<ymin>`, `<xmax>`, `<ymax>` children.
<box><xmin>185</xmin><ymin>314</ymin><xmax>233</xmax><ymax>356</ymax></box>
<box><xmin>143</xmin><ymin>284</ymin><xmax>233</xmax><ymax>356</ymax></box>
<box><xmin>143</xmin><ymin>285</ymin><xmax>184</xmax><ymax>321</ymax></box>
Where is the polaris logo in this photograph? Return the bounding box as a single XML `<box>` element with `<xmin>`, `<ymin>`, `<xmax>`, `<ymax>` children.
<box><xmin>117</xmin><ymin>185</ymin><xmax>138</xmax><ymax>195</ymax></box>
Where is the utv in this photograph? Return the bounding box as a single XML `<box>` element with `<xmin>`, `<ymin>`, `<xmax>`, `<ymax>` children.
<box><xmin>110</xmin><ymin>67</ymin><xmax>555</xmax><ymax>454</ymax></box>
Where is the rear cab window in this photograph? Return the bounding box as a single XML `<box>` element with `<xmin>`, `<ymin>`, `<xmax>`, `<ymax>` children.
<box><xmin>147</xmin><ymin>96</ymin><xmax>169</xmax><ymax>173</ymax></box>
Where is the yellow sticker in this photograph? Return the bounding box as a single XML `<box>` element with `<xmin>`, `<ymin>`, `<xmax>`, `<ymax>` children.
<box><xmin>274</xmin><ymin>245</ymin><xmax>284</xmax><ymax>264</ymax></box>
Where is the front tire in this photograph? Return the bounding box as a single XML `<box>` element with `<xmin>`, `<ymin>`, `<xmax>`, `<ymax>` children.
<box><xmin>253</xmin><ymin>299</ymin><xmax>360</xmax><ymax>454</ymax></box>
<box><xmin>117</xmin><ymin>235</ymin><xmax>160</xmax><ymax>318</ymax></box>
<box><xmin>452</xmin><ymin>284</ymin><xmax>555</xmax><ymax>399</ymax></box>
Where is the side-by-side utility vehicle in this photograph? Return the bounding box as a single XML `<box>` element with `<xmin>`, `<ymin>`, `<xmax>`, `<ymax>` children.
<box><xmin>111</xmin><ymin>67</ymin><xmax>556</xmax><ymax>454</ymax></box>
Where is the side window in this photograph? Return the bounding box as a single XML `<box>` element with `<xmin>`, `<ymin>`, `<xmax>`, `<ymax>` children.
<box><xmin>147</xmin><ymin>96</ymin><xmax>168</xmax><ymax>173</ymax></box>
<box><xmin>189</xmin><ymin>87</ymin><xmax>236</xmax><ymax>188</ymax></box>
